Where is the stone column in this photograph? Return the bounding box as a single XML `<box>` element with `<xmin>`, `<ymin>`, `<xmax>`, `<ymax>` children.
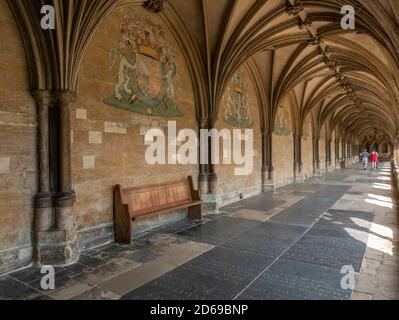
<box><xmin>54</xmin><ymin>91</ymin><xmax>77</xmax><ymax>259</ymax></box>
<box><xmin>33</xmin><ymin>90</ymin><xmax>78</xmax><ymax>266</ymax></box>
<box><xmin>335</xmin><ymin>140</ymin><xmax>340</xmax><ymax>168</ymax></box>
<box><xmin>326</xmin><ymin>138</ymin><xmax>332</xmax><ymax>171</ymax></box>
<box><xmin>198</xmin><ymin>118</ymin><xmax>218</xmax><ymax>213</ymax></box>
<box><xmin>262</xmin><ymin>129</ymin><xmax>275</xmax><ymax>192</ymax></box>
<box><xmin>32</xmin><ymin>91</ymin><xmax>54</xmax><ymax>234</ymax></box>
<box><xmin>347</xmin><ymin>143</ymin><xmax>351</xmax><ymax>165</ymax></box>
<box><xmin>198</xmin><ymin>120</ymin><xmax>209</xmax><ymax>195</ymax></box>
<box><xmin>294</xmin><ymin>133</ymin><xmax>305</xmax><ymax>182</ymax></box>
<box><xmin>342</xmin><ymin>139</ymin><xmax>347</xmax><ymax>168</ymax></box>
<box><xmin>394</xmin><ymin>133</ymin><xmax>399</xmax><ymax>165</ymax></box>
<box><xmin>313</xmin><ymin>136</ymin><xmax>321</xmax><ymax>176</ymax></box>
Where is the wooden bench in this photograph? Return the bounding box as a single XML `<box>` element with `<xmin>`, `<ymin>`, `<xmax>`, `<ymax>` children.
<box><xmin>113</xmin><ymin>176</ymin><xmax>202</xmax><ymax>244</ymax></box>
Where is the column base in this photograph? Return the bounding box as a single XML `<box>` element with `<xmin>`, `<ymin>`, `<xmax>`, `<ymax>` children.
<box><xmin>201</xmin><ymin>193</ymin><xmax>219</xmax><ymax>214</ymax></box>
<box><xmin>262</xmin><ymin>182</ymin><xmax>276</xmax><ymax>193</ymax></box>
<box><xmin>295</xmin><ymin>174</ymin><xmax>306</xmax><ymax>183</ymax></box>
<box><xmin>34</xmin><ymin>192</ymin><xmax>78</xmax><ymax>267</ymax></box>
<box><xmin>35</xmin><ymin>231</ymin><xmax>79</xmax><ymax>266</ymax></box>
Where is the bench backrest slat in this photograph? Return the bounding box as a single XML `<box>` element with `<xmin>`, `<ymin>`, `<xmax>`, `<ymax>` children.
<box><xmin>120</xmin><ymin>179</ymin><xmax>192</xmax><ymax>216</ymax></box>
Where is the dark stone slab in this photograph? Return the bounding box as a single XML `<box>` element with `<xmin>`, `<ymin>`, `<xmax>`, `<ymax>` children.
<box><xmin>234</xmin><ymin>196</ymin><xmax>286</xmax><ymax>213</ymax></box>
<box><xmin>0</xmin><ymin>276</ymin><xmax>44</xmax><ymax>300</ymax></box>
<box><xmin>122</xmin><ymin>266</ymin><xmax>240</xmax><ymax>300</ymax></box>
<box><xmin>122</xmin><ymin>247</ymin><xmax>274</xmax><ymax>300</ymax></box>
<box><xmin>99</xmin><ymin>244</ymin><xmax>135</xmax><ymax>253</ymax></box>
<box><xmin>270</xmin><ymin>186</ymin><xmax>350</xmax><ymax>227</ymax></box>
<box><xmin>63</xmin><ymin>263</ymin><xmax>92</xmax><ymax>277</ymax></box>
<box><xmin>270</xmin><ymin>208</ymin><xmax>322</xmax><ymax>227</ymax></box>
<box><xmin>125</xmin><ymin>249</ymin><xmax>160</xmax><ymax>263</ymax></box>
<box><xmin>309</xmin><ymin>223</ymin><xmax>370</xmax><ymax>244</ymax></box>
<box><xmin>288</xmin><ymin>191</ymin><xmax>316</xmax><ymax>197</ymax></box>
<box><xmin>282</xmin><ymin>233</ymin><xmax>366</xmax><ymax>272</ymax></box>
<box><xmin>222</xmin><ymin>222</ymin><xmax>306</xmax><ymax>258</ymax></box>
<box><xmin>238</xmin><ymin>259</ymin><xmax>352</xmax><ymax>300</ymax></box>
<box><xmin>323</xmin><ymin>209</ymin><xmax>374</xmax><ymax>226</ymax></box>
<box><xmin>94</xmin><ymin>251</ymin><xmax>128</xmax><ymax>260</ymax></box>
<box><xmin>148</xmin><ymin>218</ymin><xmax>203</xmax><ymax>235</ymax></box>
<box><xmin>284</xmin><ymin>184</ymin><xmax>326</xmax><ymax>193</ymax></box>
<box><xmin>9</xmin><ymin>266</ymin><xmax>65</xmax><ymax>283</ymax></box>
<box><xmin>27</xmin><ymin>269</ymin><xmax>74</xmax><ymax>293</ymax></box>
<box><xmin>184</xmin><ymin>246</ymin><xmax>274</xmax><ymax>279</ymax></box>
<box><xmin>176</xmin><ymin>216</ymin><xmax>261</xmax><ymax>245</ymax></box>
<box><xmin>78</xmin><ymin>255</ymin><xmax>108</xmax><ymax>268</ymax></box>
<box><xmin>346</xmin><ymin>191</ymin><xmax>364</xmax><ymax>196</ymax></box>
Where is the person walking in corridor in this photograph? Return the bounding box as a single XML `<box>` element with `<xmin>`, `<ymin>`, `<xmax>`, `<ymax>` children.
<box><xmin>360</xmin><ymin>149</ymin><xmax>369</xmax><ymax>170</ymax></box>
<box><xmin>371</xmin><ymin>150</ymin><xmax>379</xmax><ymax>171</ymax></box>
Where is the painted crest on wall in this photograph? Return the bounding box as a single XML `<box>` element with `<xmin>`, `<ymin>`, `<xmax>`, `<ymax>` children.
<box><xmin>303</xmin><ymin>116</ymin><xmax>312</xmax><ymax>141</ymax></box>
<box><xmin>103</xmin><ymin>14</ymin><xmax>183</xmax><ymax>117</ymax></box>
<box><xmin>274</xmin><ymin>106</ymin><xmax>291</xmax><ymax>136</ymax></box>
<box><xmin>223</xmin><ymin>72</ymin><xmax>253</xmax><ymax>128</ymax></box>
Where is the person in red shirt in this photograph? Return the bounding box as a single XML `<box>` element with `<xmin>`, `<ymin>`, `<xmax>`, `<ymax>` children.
<box><xmin>371</xmin><ymin>150</ymin><xmax>379</xmax><ymax>171</ymax></box>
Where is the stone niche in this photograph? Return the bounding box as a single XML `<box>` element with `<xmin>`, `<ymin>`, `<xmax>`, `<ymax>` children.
<box><xmin>73</xmin><ymin>4</ymin><xmax>198</xmax><ymax>245</ymax></box>
<box><xmin>0</xmin><ymin>1</ymin><xmax>37</xmax><ymax>274</ymax></box>
<box><xmin>214</xmin><ymin>66</ymin><xmax>262</xmax><ymax>206</ymax></box>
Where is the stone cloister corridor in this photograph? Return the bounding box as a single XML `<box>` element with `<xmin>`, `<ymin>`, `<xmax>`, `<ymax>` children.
<box><xmin>0</xmin><ymin>163</ymin><xmax>398</xmax><ymax>300</ymax></box>
<box><xmin>1</xmin><ymin>0</ymin><xmax>399</xmax><ymax>303</ymax></box>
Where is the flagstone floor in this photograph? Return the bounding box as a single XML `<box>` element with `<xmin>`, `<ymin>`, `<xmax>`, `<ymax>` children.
<box><xmin>1</xmin><ymin>163</ymin><xmax>398</xmax><ymax>300</ymax></box>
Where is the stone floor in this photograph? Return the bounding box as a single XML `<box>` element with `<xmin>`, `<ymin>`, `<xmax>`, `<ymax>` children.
<box><xmin>1</xmin><ymin>163</ymin><xmax>398</xmax><ymax>300</ymax></box>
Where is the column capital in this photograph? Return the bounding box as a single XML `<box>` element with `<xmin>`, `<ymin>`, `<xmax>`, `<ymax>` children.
<box><xmin>53</xmin><ymin>90</ymin><xmax>77</xmax><ymax>106</ymax></box>
<box><xmin>32</xmin><ymin>90</ymin><xmax>76</xmax><ymax>107</ymax></box>
<box><xmin>32</xmin><ymin>90</ymin><xmax>53</xmax><ymax>107</ymax></box>
<box><xmin>198</xmin><ymin>118</ymin><xmax>211</xmax><ymax>130</ymax></box>
<box><xmin>262</xmin><ymin>128</ymin><xmax>274</xmax><ymax>136</ymax></box>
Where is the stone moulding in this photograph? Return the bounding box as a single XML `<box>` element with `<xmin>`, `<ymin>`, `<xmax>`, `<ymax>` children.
<box><xmin>0</xmin><ymin>245</ymin><xmax>33</xmax><ymax>276</ymax></box>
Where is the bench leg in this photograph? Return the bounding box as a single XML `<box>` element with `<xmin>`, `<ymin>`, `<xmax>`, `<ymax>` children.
<box><xmin>188</xmin><ymin>205</ymin><xmax>202</xmax><ymax>220</ymax></box>
<box><xmin>129</xmin><ymin>221</ymin><xmax>136</xmax><ymax>246</ymax></box>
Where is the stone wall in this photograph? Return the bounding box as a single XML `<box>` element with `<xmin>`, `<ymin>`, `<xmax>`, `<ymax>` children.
<box><xmin>0</xmin><ymin>2</ymin><xmax>37</xmax><ymax>274</ymax></box>
<box><xmin>215</xmin><ymin>66</ymin><xmax>262</xmax><ymax>206</ymax></box>
<box><xmin>73</xmin><ymin>5</ymin><xmax>198</xmax><ymax>240</ymax></box>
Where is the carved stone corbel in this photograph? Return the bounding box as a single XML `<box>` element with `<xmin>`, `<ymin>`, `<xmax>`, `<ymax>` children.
<box><xmin>143</xmin><ymin>0</ymin><xmax>166</xmax><ymax>13</ymax></box>
<box><xmin>308</xmin><ymin>34</ymin><xmax>322</xmax><ymax>46</ymax></box>
<box><xmin>286</xmin><ymin>0</ymin><xmax>303</xmax><ymax>16</ymax></box>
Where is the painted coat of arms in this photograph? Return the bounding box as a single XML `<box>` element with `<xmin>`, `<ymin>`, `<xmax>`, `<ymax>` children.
<box><xmin>274</xmin><ymin>106</ymin><xmax>291</xmax><ymax>136</ymax></box>
<box><xmin>303</xmin><ymin>117</ymin><xmax>312</xmax><ymax>141</ymax></box>
<box><xmin>223</xmin><ymin>72</ymin><xmax>253</xmax><ymax>128</ymax></box>
<box><xmin>104</xmin><ymin>15</ymin><xmax>183</xmax><ymax>117</ymax></box>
